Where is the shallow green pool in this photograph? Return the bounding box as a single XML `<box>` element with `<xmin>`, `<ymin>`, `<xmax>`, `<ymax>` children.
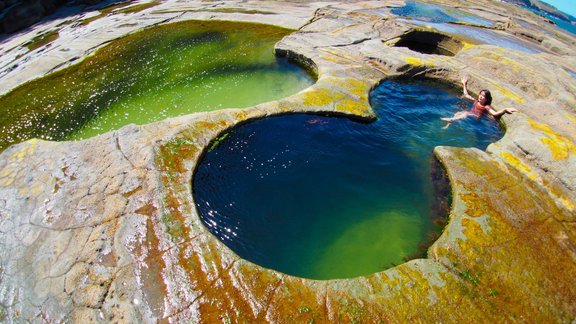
<box><xmin>0</xmin><ymin>20</ymin><xmax>313</xmax><ymax>150</ymax></box>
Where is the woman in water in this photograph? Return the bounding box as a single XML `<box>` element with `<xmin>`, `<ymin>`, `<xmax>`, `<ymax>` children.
<box><xmin>441</xmin><ymin>75</ymin><xmax>518</xmax><ymax>128</ymax></box>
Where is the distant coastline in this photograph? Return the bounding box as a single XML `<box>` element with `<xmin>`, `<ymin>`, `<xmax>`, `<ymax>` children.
<box><xmin>502</xmin><ymin>0</ymin><xmax>576</xmax><ymax>34</ymax></box>
<box><xmin>533</xmin><ymin>8</ymin><xmax>576</xmax><ymax>34</ymax></box>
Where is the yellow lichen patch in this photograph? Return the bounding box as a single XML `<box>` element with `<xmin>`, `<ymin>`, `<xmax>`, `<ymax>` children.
<box><xmin>14</xmin><ymin>139</ymin><xmax>39</xmax><ymax>160</ymax></box>
<box><xmin>177</xmin><ymin>120</ymin><xmax>229</xmax><ymax>144</ymax></box>
<box><xmin>30</xmin><ymin>181</ymin><xmax>45</xmax><ymax>196</ymax></box>
<box><xmin>461</xmin><ymin>41</ymin><xmax>475</xmax><ymax>51</ymax></box>
<box><xmin>335</xmin><ymin>98</ymin><xmax>371</xmax><ymax>116</ymax></box>
<box><xmin>488</xmin><ymin>46</ymin><xmax>508</xmax><ymax>55</ymax></box>
<box><xmin>540</xmin><ymin>137</ymin><xmax>571</xmax><ymax>160</ymax></box>
<box><xmin>0</xmin><ymin>164</ymin><xmax>14</xmax><ymax>178</ymax></box>
<box><xmin>328</xmin><ymin>77</ymin><xmax>369</xmax><ymax>98</ymax></box>
<box><xmin>277</xmin><ymin>99</ymin><xmax>297</xmax><ymax>113</ymax></box>
<box><xmin>493</xmin><ymin>84</ymin><xmax>525</xmax><ymax>103</ymax></box>
<box><xmin>537</xmin><ymin>177</ymin><xmax>576</xmax><ymax>214</ymax></box>
<box><xmin>528</xmin><ymin>119</ymin><xmax>576</xmax><ymax>160</ymax></box>
<box><xmin>500</xmin><ymin>152</ymin><xmax>538</xmax><ymax>180</ymax></box>
<box><xmin>0</xmin><ymin>175</ymin><xmax>14</xmax><ymax>187</ymax></box>
<box><xmin>321</xmin><ymin>48</ymin><xmax>359</xmax><ymax>63</ymax></box>
<box><xmin>405</xmin><ymin>56</ymin><xmax>435</xmax><ymax>67</ymax></box>
<box><xmin>302</xmin><ymin>88</ymin><xmax>339</xmax><ymax>107</ymax></box>
<box><xmin>460</xmin><ymin>210</ymin><xmax>574</xmax><ymax>319</ymax></box>
<box><xmin>321</xmin><ymin>53</ymin><xmax>353</xmax><ymax>65</ymax></box>
<box><xmin>193</xmin><ymin>120</ymin><xmax>230</xmax><ymax>133</ymax></box>
<box><xmin>461</xmin><ymin>217</ymin><xmax>490</xmax><ymax>243</ymax></box>
<box><xmin>564</xmin><ymin>112</ymin><xmax>576</xmax><ymax>125</ymax></box>
<box><xmin>481</xmin><ymin>53</ymin><xmax>521</xmax><ymax>73</ymax></box>
<box><xmin>397</xmin><ymin>265</ymin><xmax>434</xmax><ymax>302</ymax></box>
<box><xmin>459</xmin><ymin>192</ymin><xmax>490</xmax><ymax>217</ymax></box>
<box><xmin>230</xmin><ymin>110</ymin><xmax>249</xmax><ymax>122</ymax></box>
<box><xmin>493</xmin><ymin>145</ymin><xmax>574</xmax><ymax>214</ymax></box>
<box><xmin>420</xmin><ymin>147</ymin><xmax>576</xmax><ymax>320</ymax></box>
<box><xmin>558</xmin><ymin>196</ymin><xmax>575</xmax><ymax>212</ymax></box>
<box><xmin>365</xmin><ymin>272</ymin><xmax>395</xmax><ymax>296</ymax></box>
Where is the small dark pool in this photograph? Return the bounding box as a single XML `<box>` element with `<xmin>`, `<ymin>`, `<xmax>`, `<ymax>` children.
<box><xmin>193</xmin><ymin>79</ymin><xmax>503</xmax><ymax>280</ymax></box>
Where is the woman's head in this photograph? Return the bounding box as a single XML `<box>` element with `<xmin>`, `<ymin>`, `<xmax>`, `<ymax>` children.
<box><xmin>478</xmin><ymin>90</ymin><xmax>492</xmax><ymax>105</ymax></box>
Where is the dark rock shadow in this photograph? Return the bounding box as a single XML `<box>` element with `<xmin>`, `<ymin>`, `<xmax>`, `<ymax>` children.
<box><xmin>0</xmin><ymin>0</ymin><xmax>128</xmax><ymax>40</ymax></box>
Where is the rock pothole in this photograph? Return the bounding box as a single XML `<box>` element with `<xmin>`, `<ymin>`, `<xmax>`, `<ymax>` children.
<box><xmin>388</xmin><ymin>30</ymin><xmax>465</xmax><ymax>56</ymax></box>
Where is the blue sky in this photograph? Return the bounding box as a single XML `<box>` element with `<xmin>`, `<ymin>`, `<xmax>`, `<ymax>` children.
<box><xmin>541</xmin><ymin>0</ymin><xmax>576</xmax><ymax>17</ymax></box>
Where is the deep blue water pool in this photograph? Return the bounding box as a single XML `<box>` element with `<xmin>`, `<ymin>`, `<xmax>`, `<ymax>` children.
<box><xmin>193</xmin><ymin>79</ymin><xmax>503</xmax><ymax>279</ymax></box>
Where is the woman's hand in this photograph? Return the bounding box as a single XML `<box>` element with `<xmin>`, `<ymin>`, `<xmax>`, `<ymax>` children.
<box><xmin>461</xmin><ymin>75</ymin><xmax>474</xmax><ymax>101</ymax></box>
<box><xmin>490</xmin><ymin>107</ymin><xmax>519</xmax><ymax>118</ymax></box>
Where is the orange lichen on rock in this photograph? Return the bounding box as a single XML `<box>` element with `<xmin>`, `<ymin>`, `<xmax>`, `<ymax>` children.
<box><xmin>432</xmin><ymin>146</ymin><xmax>576</xmax><ymax>320</ymax></box>
<box><xmin>157</xmin><ymin>138</ymin><xmax>200</xmax><ymax>175</ymax></box>
<box><xmin>155</xmin><ymin>136</ymin><xmax>202</xmax><ymax>243</ymax></box>
<box><xmin>265</xmin><ymin>278</ymin><xmax>328</xmax><ymax>323</ymax></box>
<box><xmin>459</xmin><ymin>192</ymin><xmax>491</xmax><ymax>218</ymax></box>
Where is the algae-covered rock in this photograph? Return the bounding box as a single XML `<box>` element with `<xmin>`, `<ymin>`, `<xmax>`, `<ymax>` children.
<box><xmin>0</xmin><ymin>0</ymin><xmax>575</xmax><ymax>322</ymax></box>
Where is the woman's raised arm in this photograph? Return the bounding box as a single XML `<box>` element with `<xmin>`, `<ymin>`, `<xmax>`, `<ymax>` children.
<box><xmin>461</xmin><ymin>75</ymin><xmax>475</xmax><ymax>101</ymax></box>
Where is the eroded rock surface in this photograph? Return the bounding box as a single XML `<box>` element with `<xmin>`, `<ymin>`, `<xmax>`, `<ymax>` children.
<box><xmin>0</xmin><ymin>0</ymin><xmax>575</xmax><ymax>321</ymax></box>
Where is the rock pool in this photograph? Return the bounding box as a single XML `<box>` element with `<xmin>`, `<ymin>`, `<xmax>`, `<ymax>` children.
<box><xmin>193</xmin><ymin>79</ymin><xmax>503</xmax><ymax>279</ymax></box>
<box><xmin>0</xmin><ymin>20</ymin><xmax>313</xmax><ymax>151</ymax></box>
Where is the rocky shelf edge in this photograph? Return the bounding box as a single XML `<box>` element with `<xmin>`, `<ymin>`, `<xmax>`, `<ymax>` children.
<box><xmin>0</xmin><ymin>0</ymin><xmax>575</xmax><ymax>322</ymax></box>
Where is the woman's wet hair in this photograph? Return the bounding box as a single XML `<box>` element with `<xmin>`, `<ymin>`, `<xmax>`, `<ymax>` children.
<box><xmin>480</xmin><ymin>90</ymin><xmax>492</xmax><ymax>105</ymax></box>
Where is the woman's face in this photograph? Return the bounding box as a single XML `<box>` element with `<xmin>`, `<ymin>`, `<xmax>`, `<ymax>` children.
<box><xmin>478</xmin><ymin>91</ymin><xmax>488</xmax><ymax>105</ymax></box>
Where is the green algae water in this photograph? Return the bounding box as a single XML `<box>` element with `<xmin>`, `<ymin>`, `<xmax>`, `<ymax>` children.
<box><xmin>194</xmin><ymin>79</ymin><xmax>503</xmax><ymax>280</ymax></box>
<box><xmin>0</xmin><ymin>20</ymin><xmax>313</xmax><ymax>151</ymax></box>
